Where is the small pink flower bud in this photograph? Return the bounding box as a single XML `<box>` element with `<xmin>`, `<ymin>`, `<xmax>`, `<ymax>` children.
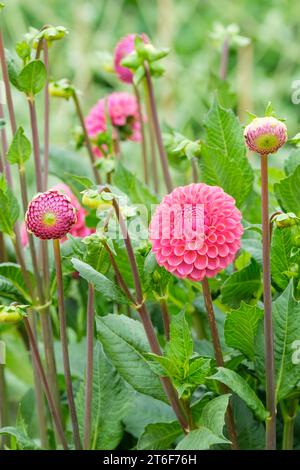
<box><xmin>244</xmin><ymin>116</ymin><xmax>287</xmax><ymax>155</ymax></box>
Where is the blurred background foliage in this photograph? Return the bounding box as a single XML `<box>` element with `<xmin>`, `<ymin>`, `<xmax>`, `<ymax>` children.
<box><xmin>2</xmin><ymin>0</ymin><xmax>300</xmax><ymax>146</ymax></box>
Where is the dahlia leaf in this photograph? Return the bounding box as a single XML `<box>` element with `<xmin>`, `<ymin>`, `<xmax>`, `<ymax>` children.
<box><xmin>137</xmin><ymin>421</ymin><xmax>182</xmax><ymax>450</ymax></box>
<box><xmin>224</xmin><ymin>302</ymin><xmax>263</xmax><ymax>359</ymax></box>
<box><xmin>209</xmin><ymin>368</ymin><xmax>268</xmax><ymax>421</ymax></box>
<box><xmin>96</xmin><ymin>314</ymin><xmax>167</xmax><ymax>402</ymax></box>
<box><xmin>166</xmin><ymin>311</ymin><xmax>193</xmax><ymax>367</ymax></box>
<box><xmin>0</xmin><ymin>427</ymin><xmax>38</xmax><ymax>450</ymax></box>
<box><xmin>176</xmin><ymin>395</ymin><xmax>231</xmax><ymax>450</ymax></box>
<box><xmin>202</xmin><ymin>98</ymin><xmax>253</xmax><ymax>206</ymax></box>
<box><xmin>221</xmin><ymin>258</ymin><xmax>261</xmax><ymax>308</ymax></box>
<box><xmin>0</xmin><ymin>263</ymin><xmax>34</xmax><ymax>302</ymax></box>
<box><xmin>274</xmin><ymin>164</ymin><xmax>300</xmax><ymax>214</ymax></box>
<box><xmin>7</xmin><ymin>127</ymin><xmax>31</xmax><ymax>166</ymax></box>
<box><xmin>0</xmin><ymin>182</ymin><xmax>20</xmax><ymax>236</ymax></box>
<box><xmin>255</xmin><ymin>281</ymin><xmax>300</xmax><ymax>402</ymax></box>
<box><xmin>17</xmin><ymin>59</ymin><xmax>47</xmax><ymax>96</ymax></box>
<box><xmin>75</xmin><ymin>342</ymin><xmax>133</xmax><ymax>450</ymax></box>
<box><xmin>71</xmin><ymin>258</ymin><xmax>130</xmax><ymax>304</ymax></box>
<box><xmin>271</xmin><ymin>225</ymin><xmax>299</xmax><ymax>290</ymax></box>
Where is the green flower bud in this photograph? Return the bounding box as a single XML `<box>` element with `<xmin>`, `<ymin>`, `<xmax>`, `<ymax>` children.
<box><xmin>49</xmin><ymin>79</ymin><xmax>74</xmax><ymax>100</ymax></box>
<box><xmin>275</xmin><ymin>212</ymin><xmax>299</xmax><ymax>228</ymax></box>
<box><xmin>0</xmin><ymin>305</ymin><xmax>28</xmax><ymax>324</ymax></box>
<box><xmin>82</xmin><ymin>189</ymin><xmax>113</xmax><ymax>210</ymax></box>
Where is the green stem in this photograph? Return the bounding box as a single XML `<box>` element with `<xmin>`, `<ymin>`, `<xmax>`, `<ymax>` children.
<box><xmin>28</xmin><ymin>98</ymin><xmax>43</xmax><ymax>193</ymax></box>
<box><xmin>83</xmin><ymin>283</ymin><xmax>95</xmax><ymax>450</ymax></box>
<box><xmin>201</xmin><ymin>277</ymin><xmax>239</xmax><ymax>450</ymax></box>
<box><xmin>144</xmin><ymin>62</ymin><xmax>173</xmax><ymax>193</ymax></box>
<box><xmin>260</xmin><ymin>154</ymin><xmax>276</xmax><ymax>450</ymax></box>
<box><xmin>43</xmin><ymin>41</ymin><xmax>50</xmax><ymax>191</ymax></box>
<box><xmin>281</xmin><ymin>399</ymin><xmax>298</xmax><ymax>450</ymax></box>
<box><xmin>133</xmin><ymin>84</ymin><xmax>148</xmax><ymax>185</ymax></box>
<box><xmin>53</xmin><ymin>239</ymin><xmax>82</xmax><ymax>450</ymax></box>
<box><xmin>0</xmin><ymin>30</ymin><xmax>17</xmax><ymax>135</ymax></box>
<box><xmin>0</xmin><ymin>232</ymin><xmax>6</xmax><ymax>262</ymax></box>
<box><xmin>24</xmin><ymin>317</ymin><xmax>68</xmax><ymax>450</ymax></box>
<box><xmin>0</xmin><ymin>363</ymin><xmax>7</xmax><ymax>449</ymax></box>
<box><xmin>144</xmin><ymin>82</ymin><xmax>159</xmax><ymax>193</ymax></box>
<box><xmin>72</xmin><ymin>91</ymin><xmax>102</xmax><ymax>185</ymax></box>
<box><xmin>220</xmin><ymin>38</ymin><xmax>229</xmax><ymax>81</ymax></box>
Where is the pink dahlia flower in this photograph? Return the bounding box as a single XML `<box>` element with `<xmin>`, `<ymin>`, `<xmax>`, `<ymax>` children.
<box><xmin>244</xmin><ymin>116</ymin><xmax>287</xmax><ymax>155</ymax></box>
<box><xmin>85</xmin><ymin>92</ymin><xmax>141</xmax><ymax>157</ymax></box>
<box><xmin>149</xmin><ymin>183</ymin><xmax>243</xmax><ymax>281</ymax></box>
<box><xmin>114</xmin><ymin>33</ymin><xmax>148</xmax><ymax>84</ymax></box>
<box><xmin>22</xmin><ymin>183</ymin><xmax>94</xmax><ymax>244</ymax></box>
<box><xmin>25</xmin><ymin>189</ymin><xmax>77</xmax><ymax>240</ymax></box>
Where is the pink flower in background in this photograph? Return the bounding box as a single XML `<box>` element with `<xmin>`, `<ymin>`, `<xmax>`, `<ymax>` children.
<box><xmin>22</xmin><ymin>183</ymin><xmax>94</xmax><ymax>244</ymax></box>
<box><xmin>114</xmin><ymin>33</ymin><xmax>149</xmax><ymax>84</ymax></box>
<box><xmin>85</xmin><ymin>92</ymin><xmax>142</xmax><ymax>157</ymax></box>
<box><xmin>149</xmin><ymin>183</ymin><xmax>243</xmax><ymax>281</ymax></box>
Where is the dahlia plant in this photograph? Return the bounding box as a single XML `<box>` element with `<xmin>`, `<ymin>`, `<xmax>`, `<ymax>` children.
<box><xmin>1</xmin><ymin>2</ymin><xmax>300</xmax><ymax>456</ymax></box>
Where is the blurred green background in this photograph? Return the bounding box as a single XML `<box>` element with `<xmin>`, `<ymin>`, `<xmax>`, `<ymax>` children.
<box><xmin>2</xmin><ymin>0</ymin><xmax>300</xmax><ymax>147</ymax></box>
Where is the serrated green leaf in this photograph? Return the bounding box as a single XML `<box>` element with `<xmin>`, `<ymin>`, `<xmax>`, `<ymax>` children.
<box><xmin>96</xmin><ymin>314</ymin><xmax>166</xmax><ymax>402</ymax></box>
<box><xmin>138</xmin><ymin>421</ymin><xmax>182</xmax><ymax>450</ymax></box>
<box><xmin>0</xmin><ymin>426</ymin><xmax>38</xmax><ymax>450</ymax></box>
<box><xmin>271</xmin><ymin>225</ymin><xmax>298</xmax><ymax>290</ymax></box>
<box><xmin>166</xmin><ymin>311</ymin><xmax>193</xmax><ymax>367</ymax></box>
<box><xmin>64</xmin><ymin>173</ymin><xmax>94</xmax><ymax>189</ymax></box>
<box><xmin>256</xmin><ymin>282</ymin><xmax>300</xmax><ymax>402</ymax></box>
<box><xmin>202</xmin><ymin>98</ymin><xmax>253</xmax><ymax>207</ymax></box>
<box><xmin>0</xmin><ymin>263</ymin><xmax>33</xmax><ymax>302</ymax></box>
<box><xmin>0</xmin><ymin>183</ymin><xmax>20</xmax><ymax>236</ymax></box>
<box><xmin>76</xmin><ymin>342</ymin><xmax>133</xmax><ymax>450</ymax></box>
<box><xmin>71</xmin><ymin>258</ymin><xmax>129</xmax><ymax>304</ymax></box>
<box><xmin>210</xmin><ymin>367</ymin><xmax>268</xmax><ymax>421</ymax></box>
<box><xmin>176</xmin><ymin>395</ymin><xmax>231</xmax><ymax>450</ymax></box>
<box><xmin>221</xmin><ymin>259</ymin><xmax>261</xmax><ymax>308</ymax></box>
<box><xmin>224</xmin><ymin>302</ymin><xmax>263</xmax><ymax>359</ymax></box>
<box><xmin>284</xmin><ymin>150</ymin><xmax>300</xmax><ymax>176</ymax></box>
<box><xmin>7</xmin><ymin>127</ymin><xmax>31</xmax><ymax>165</ymax></box>
<box><xmin>17</xmin><ymin>60</ymin><xmax>46</xmax><ymax>96</ymax></box>
<box><xmin>274</xmin><ymin>165</ymin><xmax>300</xmax><ymax>215</ymax></box>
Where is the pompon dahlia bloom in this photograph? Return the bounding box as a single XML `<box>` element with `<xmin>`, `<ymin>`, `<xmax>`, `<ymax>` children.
<box><xmin>25</xmin><ymin>189</ymin><xmax>77</xmax><ymax>240</ymax></box>
<box><xmin>22</xmin><ymin>184</ymin><xmax>94</xmax><ymax>245</ymax></box>
<box><xmin>85</xmin><ymin>92</ymin><xmax>141</xmax><ymax>157</ymax></box>
<box><xmin>114</xmin><ymin>33</ymin><xmax>149</xmax><ymax>84</ymax></box>
<box><xmin>149</xmin><ymin>184</ymin><xmax>243</xmax><ymax>281</ymax></box>
<box><xmin>244</xmin><ymin>116</ymin><xmax>287</xmax><ymax>155</ymax></box>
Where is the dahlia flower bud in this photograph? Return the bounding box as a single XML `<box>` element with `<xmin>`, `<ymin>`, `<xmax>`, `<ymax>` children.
<box><xmin>0</xmin><ymin>305</ymin><xmax>28</xmax><ymax>324</ymax></box>
<box><xmin>149</xmin><ymin>183</ymin><xmax>243</xmax><ymax>281</ymax></box>
<box><xmin>275</xmin><ymin>212</ymin><xmax>298</xmax><ymax>228</ymax></box>
<box><xmin>244</xmin><ymin>116</ymin><xmax>287</xmax><ymax>155</ymax></box>
<box><xmin>25</xmin><ymin>190</ymin><xmax>77</xmax><ymax>240</ymax></box>
<box><xmin>49</xmin><ymin>79</ymin><xmax>74</xmax><ymax>100</ymax></box>
<box><xmin>114</xmin><ymin>33</ymin><xmax>148</xmax><ymax>84</ymax></box>
<box><xmin>82</xmin><ymin>189</ymin><xmax>113</xmax><ymax>210</ymax></box>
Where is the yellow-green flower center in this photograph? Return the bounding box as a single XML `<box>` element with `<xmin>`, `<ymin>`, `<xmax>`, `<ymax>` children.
<box><xmin>255</xmin><ymin>133</ymin><xmax>279</xmax><ymax>151</ymax></box>
<box><xmin>43</xmin><ymin>212</ymin><xmax>57</xmax><ymax>226</ymax></box>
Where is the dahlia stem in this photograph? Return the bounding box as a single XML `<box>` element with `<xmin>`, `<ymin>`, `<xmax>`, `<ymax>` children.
<box><xmin>43</xmin><ymin>41</ymin><xmax>50</xmax><ymax>191</ymax></box>
<box><xmin>159</xmin><ymin>298</ymin><xmax>170</xmax><ymax>341</ymax></box>
<box><xmin>52</xmin><ymin>238</ymin><xmax>82</xmax><ymax>450</ymax></box>
<box><xmin>28</xmin><ymin>99</ymin><xmax>43</xmax><ymax>193</ymax></box>
<box><xmin>83</xmin><ymin>283</ymin><xmax>95</xmax><ymax>450</ymax></box>
<box><xmin>24</xmin><ymin>316</ymin><xmax>68</xmax><ymax>450</ymax></box>
<box><xmin>0</xmin><ymin>233</ymin><xmax>6</xmax><ymax>262</ymax></box>
<box><xmin>0</xmin><ymin>363</ymin><xmax>7</xmax><ymax>449</ymax></box>
<box><xmin>281</xmin><ymin>399</ymin><xmax>298</xmax><ymax>450</ymax></box>
<box><xmin>12</xmin><ymin>233</ymin><xmax>35</xmax><ymax>299</ymax></box>
<box><xmin>0</xmin><ymin>29</ymin><xmax>17</xmax><ymax>135</ymax></box>
<box><xmin>110</xmin><ymin>197</ymin><xmax>188</xmax><ymax>431</ymax></box>
<box><xmin>28</xmin><ymin>313</ymin><xmax>49</xmax><ymax>449</ymax></box>
<box><xmin>144</xmin><ymin>81</ymin><xmax>159</xmax><ymax>192</ymax></box>
<box><xmin>220</xmin><ymin>38</ymin><xmax>229</xmax><ymax>81</ymax></box>
<box><xmin>144</xmin><ymin>62</ymin><xmax>173</xmax><ymax>193</ymax></box>
<box><xmin>201</xmin><ymin>277</ymin><xmax>239</xmax><ymax>450</ymax></box>
<box><xmin>191</xmin><ymin>158</ymin><xmax>199</xmax><ymax>183</ymax></box>
<box><xmin>0</xmin><ymin>103</ymin><xmax>12</xmax><ymax>187</ymax></box>
<box><xmin>260</xmin><ymin>153</ymin><xmax>276</xmax><ymax>450</ymax></box>
<box><xmin>133</xmin><ymin>84</ymin><xmax>148</xmax><ymax>185</ymax></box>
<box><xmin>72</xmin><ymin>91</ymin><xmax>102</xmax><ymax>185</ymax></box>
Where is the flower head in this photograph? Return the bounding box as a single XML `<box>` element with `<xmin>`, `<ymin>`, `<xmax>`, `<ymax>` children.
<box><xmin>25</xmin><ymin>189</ymin><xmax>77</xmax><ymax>240</ymax></box>
<box><xmin>22</xmin><ymin>184</ymin><xmax>94</xmax><ymax>245</ymax></box>
<box><xmin>85</xmin><ymin>92</ymin><xmax>142</xmax><ymax>157</ymax></box>
<box><xmin>244</xmin><ymin>116</ymin><xmax>287</xmax><ymax>155</ymax></box>
<box><xmin>114</xmin><ymin>33</ymin><xmax>148</xmax><ymax>84</ymax></box>
<box><xmin>149</xmin><ymin>183</ymin><xmax>243</xmax><ymax>281</ymax></box>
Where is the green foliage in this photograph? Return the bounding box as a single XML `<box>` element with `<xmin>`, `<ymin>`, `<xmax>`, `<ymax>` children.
<box><xmin>0</xmin><ymin>176</ymin><xmax>20</xmax><ymax>237</ymax></box>
<box><xmin>271</xmin><ymin>225</ymin><xmax>300</xmax><ymax>290</ymax></box>
<box><xmin>201</xmin><ymin>98</ymin><xmax>253</xmax><ymax>207</ymax></box>
<box><xmin>210</xmin><ymin>367</ymin><xmax>268</xmax><ymax>421</ymax></box>
<box><xmin>176</xmin><ymin>395</ymin><xmax>231</xmax><ymax>450</ymax></box>
<box><xmin>138</xmin><ymin>421</ymin><xmax>182</xmax><ymax>450</ymax></box>
<box><xmin>147</xmin><ymin>312</ymin><xmax>211</xmax><ymax>399</ymax></box>
<box><xmin>221</xmin><ymin>259</ymin><xmax>261</xmax><ymax>307</ymax></box>
<box><xmin>7</xmin><ymin>127</ymin><xmax>31</xmax><ymax>166</ymax></box>
<box><xmin>0</xmin><ymin>426</ymin><xmax>38</xmax><ymax>450</ymax></box>
<box><xmin>71</xmin><ymin>258</ymin><xmax>129</xmax><ymax>304</ymax></box>
<box><xmin>96</xmin><ymin>314</ymin><xmax>166</xmax><ymax>402</ymax></box>
<box><xmin>274</xmin><ymin>165</ymin><xmax>300</xmax><ymax>215</ymax></box>
<box><xmin>224</xmin><ymin>302</ymin><xmax>263</xmax><ymax>359</ymax></box>
<box><xmin>76</xmin><ymin>343</ymin><xmax>133</xmax><ymax>449</ymax></box>
<box><xmin>15</xmin><ymin>59</ymin><xmax>47</xmax><ymax>96</ymax></box>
